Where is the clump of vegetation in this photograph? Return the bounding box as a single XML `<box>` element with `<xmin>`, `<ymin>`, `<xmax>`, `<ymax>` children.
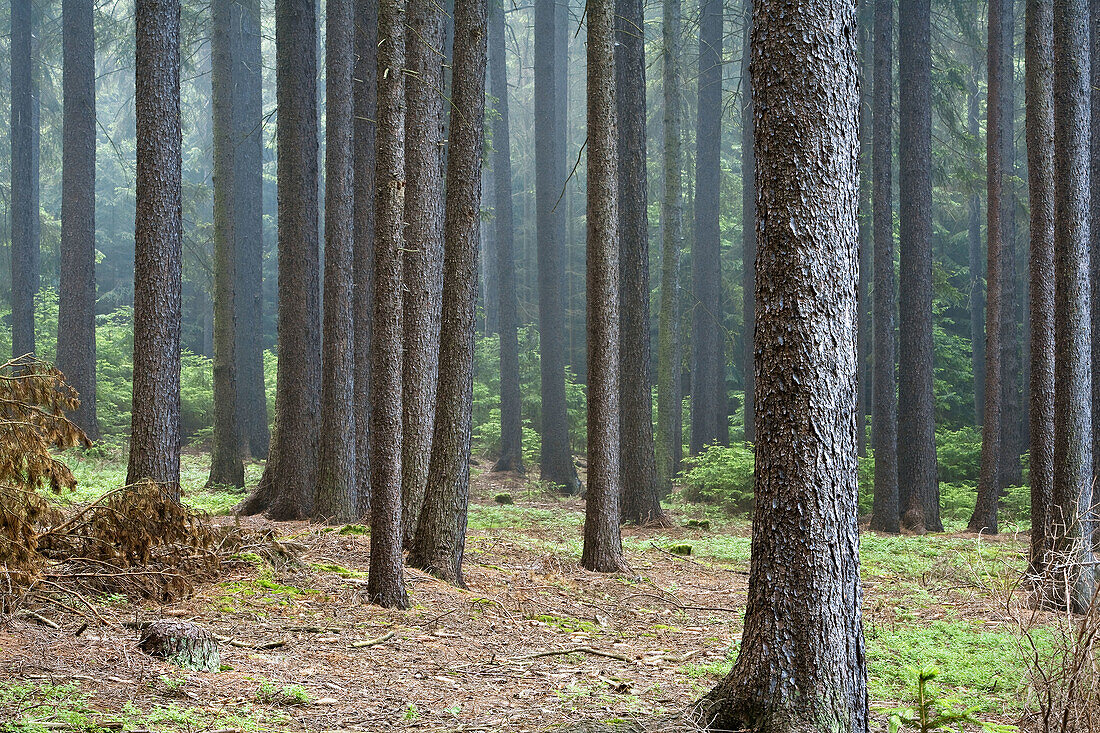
<box><xmin>678</xmin><ymin>443</ymin><xmax>755</xmax><ymax>514</ymax></box>
<box><xmin>886</xmin><ymin>667</ymin><xmax>1016</xmax><ymax>733</ymax></box>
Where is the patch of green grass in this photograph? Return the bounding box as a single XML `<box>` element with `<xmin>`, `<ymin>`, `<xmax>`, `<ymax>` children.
<box><xmin>533</xmin><ymin>614</ymin><xmax>599</xmax><ymax>634</ymax></box>
<box><xmin>468</xmin><ymin>504</ymin><xmax>580</xmax><ymax>531</ymax></box>
<box><xmin>338</xmin><ymin>523</ymin><xmax>369</xmax><ymax>535</ymax></box>
<box><xmin>310</xmin><ymin>562</ymin><xmax>365</xmax><ymax>578</ymax></box>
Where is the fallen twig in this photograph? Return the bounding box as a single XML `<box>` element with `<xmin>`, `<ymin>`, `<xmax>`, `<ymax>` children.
<box><xmin>350</xmin><ymin>630</ymin><xmax>396</xmax><ymax>648</ymax></box>
<box><xmin>510</xmin><ymin>646</ymin><xmax>631</xmax><ymax>662</ymax></box>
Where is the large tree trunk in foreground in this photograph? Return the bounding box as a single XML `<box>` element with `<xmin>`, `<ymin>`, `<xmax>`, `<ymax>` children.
<box><xmin>129</xmin><ymin>0</ymin><xmax>183</xmax><ymax>498</ymax></box>
<box><xmin>896</xmin><ymin>0</ymin><xmax>941</xmax><ymax>533</ymax></box>
<box><xmin>1052</xmin><ymin>0</ymin><xmax>1095</xmax><ymax>613</ymax></box>
<box><xmin>407</xmin><ymin>0</ymin><xmax>487</xmax><ymax>586</ymax></box>
<box><xmin>313</xmin><ymin>0</ymin><xmax>357</xmax><ymax>522</ymax></box>
<box><xmin>581</xmin><ymin>0</ymin><xmax>628</xmax><ymax>575</ymax></box>
<box><xmin>869</xmin><ymin>0</ymin><xmax>899</xmax><ymax>534</ymax></box>
<box><xmin>1027</xmin><ymin>0</ymin><xmax>1055</xmax><ymax>578</ymax></box>
<box><xmin>615</xmin><ymin>0</ymin><xmax>664</xmax><ymax>526</ymax></box>
<box><xmin>11</xmin><ymin>0</ymin><xmax>40</xmax><ymax>361</ymax></box>
<box><xmin>368</xmin><ymin>0</ymin><xmax>410</xmax><ymax>610</ymax></box>
<box><xmin>59</xmin><ymin>0</ymin><xmax>98</xmax><ymax>440</ymax></box>
<box><xmin>697</xmin><ymin>2</ymin><xmax>868</xmax><ymax>729</ymax></box>
<box><xmin>489</xmin><ymin>0</ymin><xmax>524</xmax><ymax>475</ymax></box>
<box><xmin>1091</xmin><ymin>0</ymin><xmax>1100</xmax><ymax>538</ymax></box>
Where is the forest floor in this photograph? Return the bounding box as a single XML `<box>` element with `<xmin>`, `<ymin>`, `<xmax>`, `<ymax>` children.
<box><xmin>0</xmin><ymin>452</ymin><xmax>1051</xmax><ymax>732</ymax></box>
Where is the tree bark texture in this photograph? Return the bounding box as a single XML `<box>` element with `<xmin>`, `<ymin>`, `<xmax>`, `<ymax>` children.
<box><xmin>969</xmin><ymin>53</ymin><xmax>986</xmax><ymax>428</ymax></box>
<box><xmin>11</xmin><ymin>0</ymin><xmax>40</xmax><ymax>361</ymax></box>
<box><xmin>741</xmin><ymin>0</ymin><xmax>756</xmax><ymax>446</ymax></box>
<box><xmin>1091</xmin><ymin>0</ymin><xmax>1100</xmax><ymax>522</ymax></box>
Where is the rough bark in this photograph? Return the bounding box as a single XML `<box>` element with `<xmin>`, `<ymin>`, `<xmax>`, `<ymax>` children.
<box><xmin>615</xmin><ymin>0</ymin><xmax>664</xmax><ymax>526</ymax></box>
<box><xmin>1091</xmin><ymin>0</ymin><xmax>1100</xmax><ymax>527</ymax></box>
<box><xmin>740</xmin><ymin>0</ymin><xmax>756</xmax><ymax>445</ymax></box>
<box><xmin>656</xmin><ymin>0</ymin><xmax>683</xmax><ymax>491</ymax></box>
<box><xmin>1052</xmin><ymin>0</ymin><xmax>1095</xmax><ymax>613</ymax></box>
<box><xmin>697</xmin><ymin>2</ymin><xmax>868</xmax><ymax>728</ymax></box>
<box><xmin>128</xmin><ymin>0</ymin><xmax>183</xmax><ymax>498</ymax></box>
<box><xmin>1026</xmin><ymin>0</ymin><xmax>1055</xmax><ymax>578</ymax></box>
<box><xmin>401</xmin><ymin>0</ymin><xmax>447</xmax><ymax>542</ymax></box>
<box><xmin>353</xmin><ymin>0</ymin><xmax>378</xmax><ymax>513</ymax></box>
<box><xmin>368</xmin><ymin>0</ymin><xmax>410</xmax><ymax>610</ymax></box>
<box><xmin>407</xmin><ymin>0</ymin><xmax>487</xmax><ymax>586</ymax></box>
<box><xmin>581</xmin><ymin>0</ymin><xmax>628</xmax><ymax>575</ymax></box>
<box><xmin>535</xmin><ymin>0</ymin><xmax>580</xmax><ymax>493</ymax></box>
<box><xmin>138</xmin><ymin>621</ymin><xmax>220</xmax><ymax>673</ymax></box>
<box><xmin>489</xmin><ymin>0</ymin><xmax>524</xmax><ymax>475</ymax></box>
<box><xmin>239</xmin><ymin>0</ymin><xmax>321</xmax><ymax>520</ymax></box>
<box><xmin>689</xmin><ymin>0</ymin><xmax>723</xmax><ymax>456</ymax></box>
<box><xmin>869</xmin><ymin>0</ymin><xmax>899</xmax><ymax>534</ymax></box>
<box><xmin>11</xmin><ymin>0</ymin><xmax>39</xmax><ymax>360</ymax></box>
<box><xmin>313</xmin><ymin>0</ymin><xmax>357</xmax><ymax>522</ymax></box>
<box><xmin>58</xmin><ymin>0</ymin><xmax>98</xmax><ymax>440</ymax></box>
<box><xmin>897</xmin><ymin>0</ymin><xmax>941</xmax><ymax>533</ymax></box>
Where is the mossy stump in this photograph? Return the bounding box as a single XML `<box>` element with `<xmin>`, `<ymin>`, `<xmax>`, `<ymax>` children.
<box><xmin>138</xmin><ymin>620</ymin><xmax>220</xmax><ymax>672</ymax></box>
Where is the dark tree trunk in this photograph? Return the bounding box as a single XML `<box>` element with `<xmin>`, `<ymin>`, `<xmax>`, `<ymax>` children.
<box><xmin>234</xmin><ymin>0</ymin><xmax>269</xmax><ymax>460</ymax></box>
<box><xmin>407</xmin><ymin>0</ymin><xmax>487</xmax><ymax>585</ymax></box>
<box><xmin>313</xmin><ymin>0</ymin><xmax>357</xmax><ymax>522</ymax></box>
<box><xmin>401</xmin><ymin>0</ymin><xmax>447</xmax><ymax>542</ymax></box>
<box><xmin>971</xmin><ymin>0</ymin><xmax>1009</xmax><ymax>535</ymax></box>
<box><xmin>897</xmin><ymin>0</ymin><xmax>941</xmax><ymax>533</ymax></box>
<box><xmin>689</xmin><ymin>0</ymin><xmax>723</xmax><ymax>456</ymax></box>
<box><xmin>353</xmin><ymin>0</ymin><xmax>378</xmax><ymax>513</ymax></box>
<box><xmin>239</xmin><ymin>0</ymin><xmax>321</xmax><ymax>520</ymax></box>
<box><xmin>656</xmin><ymin>0</ymin><xmax>683</xmax><ymax>491</ymax></box>
<box><xmin>368</xmin><ymin>0</ymin><xmax>410</xmax><ymax>610</ymax></box>
<box><xmin>489</xmin><ymin>0</ymin><xmax>523</xmax><ymax>475</ymax></box>
<box><xmin>740</xmin><ymin>0</ymin><xmax>755</xmax><ymax>445</ymax></box>
<box><xmin>59</xmin><ymin>0</ymin><xmax>98</xmax><ymax>440</ymax></box>
<box><xmin>698</xmin><ymin>2</ymin><xmax>868</xmax><ymax>728</ymax></box>
<box><xmin>581</xmin><ymin>0</ymin><xmax>628</xmax><ymax>575</ymax></box>
<box><xmin>1026</xmin><ymin>0</ymin><xmax>1055</xmax><ymax>577</ymax></box>
<box><xmin>969</xmin><ymin>55</ymin><xmax>985</xmax><ymax>428</ymax></box>
<box><xmin>207</xmin><ymin>0</ymin><xmax>245</xmax><ymax>489</ymax></box>
<box><xmin>615</xmin><ymin>0</ymin><xmax>664</xmax><ymax>526</ymax></box>
<box><xmin>1052</xmin><ymin>0</ymin><xmax>1095</xmax><ymax>613</ymax></box>
<box><xmin>856</xmin><ymin>0</ymin><xmax>872</xmax><ymax>458</ymax></box>
<box><xmin>869</xmin><ymin>0</ymin><xmax>899</xmax><ymax>535</ymax></box>
<box><xmin>128</xmin><ymin>0</ymin><xmax>183</xmax><ymax>498</ymax></box>
<box><xmin>535</xmin><ymin>0</ymin><xmax>580</xmax><ymax>493</ymax></box>
<box><xmin>11</xmin><ymin>0</ymin><xmax>39</xmax><ymax>360</ymax></box>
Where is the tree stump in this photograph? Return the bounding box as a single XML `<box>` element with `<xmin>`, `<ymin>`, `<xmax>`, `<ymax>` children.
<box><xmin>138</xmin><ymin>620</ymin><xmax>220</xmax><ymax>672</ymax></box>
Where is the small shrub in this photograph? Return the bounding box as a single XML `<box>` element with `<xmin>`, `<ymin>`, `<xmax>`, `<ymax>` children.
<box><xmin>679</xmin><ymin>443</ymin><xmax>755</xmax><ymax>515</ymax></box>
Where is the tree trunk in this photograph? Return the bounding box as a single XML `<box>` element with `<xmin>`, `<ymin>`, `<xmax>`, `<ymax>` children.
<box><xmin>401</xmin><ymin>0</ymin><xmax>447</xmax><ymax>542</ymax></box>
<box><xmin>11</xmin><ymin>0</ymin><xmax>39</xmax><ymax>360</ymax></box>
<box><xmin>740</xmin><ymin>0</ymin><xmax>755</xmax><ymax>446</ymax></box>
<box><xmin>856</xmin><ymin>0</ymin><xmax>872</xmax><ymax>458</ymax></box>
<box><xmin>313</xmin><ymin>0</ymin><xmax>357</xmax><ymax>522</ymax></box>
<box><xmin>535</xmin><ymin>0</ymin><xmax>580</xmax><ymax>493</ymax></box>
<box><xmin>59</xmin><ymin>0</ymin><xmax>98</xmax><ymax>440</ymax></box>
<box><xmin>897</xmin><ymin>0</ymin><xmax>941</xmax><ymax>533</ymax></box>
<box><xmin>407</xmin><ymin>0</ymin><xmax>487</xmax><ymax>585</ymax></box>
<box><xmin>615</xmin><ymin>0</ymin><xmax>664</xmax><ymax>526</ymax></box>
<box><xmin>239</xmin><ymin>0</ymin><xmax>321</xmax><ymax>520</ymax></box>
<box><xmin>1052</xmin><ymin>0</ymin><xmax>1095</xmax><ymax>613</ymax></box>
<box><xmin>368</xmin><ymin>0</ymin><xmax>410</xmax><ymax>610</ymax></box>
<box><xmin>1091</xmin><ymin>0</ymin><xmax>1100</xmax><ymax>535</ymax></box>
<box><xmin>698</xmin><ymin>2</ymin><xmax>868</xmax><ymax>728</ymax></box>
<box><xmin>353</xmin><ymin>0</ymin><xmax>378</xmax><ymax>514</ymax></box>
<box><xmin>689</xmin><ymin>0</ymin><xmax>723</xmax><ymax>456</ymax></box>
<box><xmin>489</xmin><ymin>0</ymin><xmax>524</xmax><ymax>475</ymax></box>
<box><xmin>869</xmin><ymin>0</ymin><xmax>899</xmax><ymax>534</ymax></box>
<box><xmin>969</xmin><ymin>53</ymin><xmax>985</xmax><ymax>428</ymax></box>
<box><xmin>129</xmin><ymin>0</ymin><xmax>183</xmax><ymax>498</ymax></box>
<box><xmin>1026</xmin><ymin>0</ymin><xmax>1055</xmax><ymax>578</ymax></box>
<box><xmin>656</xmin><ymin>0</ymin><xmax>683</xmax><ymax>492</ymax></box>
<box><xmin>581</xmin><ymin>0</ymin><xmax>628</xmax><ymax>575</ymax></box>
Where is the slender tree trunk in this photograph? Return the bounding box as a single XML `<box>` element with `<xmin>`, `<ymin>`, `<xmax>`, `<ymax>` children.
<box><xmin>401</xmin><ymin>0</ymin><xmax>447</xmax><ymax>542</ymax></box>
<box><xmin>11</xmin><ymin>0</ymin><xmax>39</xmax><ymax>360</ymax></box>
<box><xmin>353</xmin><ymin>0</ymin><xmax>378</xmax><ymax>513</ymax></box>
<box><xmin>490</xmin><ymin>0</ymin><xmax>524</xmax><ymax>475</ymax></box>
<box><xmin>1052</xmin><ymin>0</ymin><xmax>1095</xmax><ymax>613</ymax></box>
<box><xmin>689</xmin><ymin>0</ymin><xmax>723</xmax><ymax>456</ymax></box>
<box><xmin>971</xmin><ymin>0</ymin><xmax>1008</xmax><ymax>535</ymax></box>
<box><xmin>1026</xmin><ymin>0</ymin><xmax>1055</xmax><ymax>578</ymax></box>
<box><xmin>698</xmin><ymin>3</ymin><xmax>868</xmax><ymax>728</ymax></box>
<box><xmin>969</xmin><ymin>55</ymin><xmax>985</xmax><ymax>428</ymax></box>
<box><xmin>856</xmin><ymin>0</ymin><xmax>872</xmax><ymax>458</ymax></box>
<box><xmin>59</xmin><ymin>0</ymin><xmax>98</xmax><ymax>440</ymax></box>
<box><xmin>1091</xmin><ymin>0</ymin><xmax>1100</xmax><ymax>523</ymax></box>
<box><xmin>207</xmin><ymin>0</ymin><xmax>245</xmax><ymax>489</ymax></box>
<box><xmin>407</xmin><ymin>0</ymin><xmax>487</xmax><ymax>585</ymax></box>
<box><xmin>869</xmin><ymin>0</ymin><xmax>899</xmax><ymax>534</ymax></box>
<box><xmin>615</xmin><ymin>0</ymin><xmax>664</xmax><ymax>526</ymax></box>
<box><xmin>238</xmin><ymin>0</ymin><xmax>321</xmax><ymax>520</ymax></box>
<box><xmin>897</xmin><ymin>0</ymin><xmax>941</xmax><ymax>533</ymax></box>
<box><xmin>368</xmin><ymin>0</ymin><xmax>410</xmax><ymax>610</ymax></box>
<box><xmin>581</xmin><ymin>0</ymin><xmax>628</xmax><ymax>575</ymax></box>
<box><xmin>313</xmin><ymin>0</ymin><xmax>357</xmax><ymax>522</ymax></box>
<box><xmin>128</xmin><ymin>0</ymin><xmax>183</xmax><ymax>498</ymax></box>
<box><xmin>656</xmin><ymin>0</ymin><xmax>683</xmax><ymax>491</ymax></box>
<box><xmin>740</xmin><ymin>0</ymin><xmax>756</xmax><ymax>445</ymax></box>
